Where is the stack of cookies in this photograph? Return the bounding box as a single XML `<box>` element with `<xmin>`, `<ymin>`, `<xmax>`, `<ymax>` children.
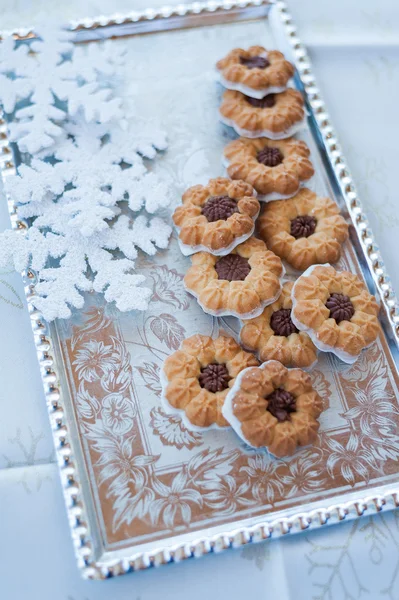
<box><xmin>162</xmin><ymin>46</ymin><xmax>380</xmax><ymax>457</ymax></box>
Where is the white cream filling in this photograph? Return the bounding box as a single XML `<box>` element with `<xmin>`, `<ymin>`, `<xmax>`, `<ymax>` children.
<box><xmin>237</xmin><ymin>316</ymin><xmax>319</xmax><ymax>372</ymax></box>
<box><xmin>160</xmin><ymin>367</ymin><xmax>229</xmax><ymax>433</ymax></box>
<box><xmin>219</xmin><ymin>112</ymin><xmax>306</xmax><ymax>140</ymax></box>
<box><xmin>176</xmin><ymin>227</ymin><xmax>254</xmax><ymax>257</ymax></box>
<box><xmin>217</xmin><ymin>71</ymin><xmax>288</xmax><ymax>99</ymax></box>
<box><xmin>222</xmin><ymin>366</ymin><xmax>256</xmax><ymax>447</ymax></box>
<box><xmin>183</xmin><ymin>265</ymin><xmax>285</xmax><ymax>320</ymax></box>
<box><xmin>222</xmin><ymin>360</ymin><xmax>293</xmax><ymax>450</ymax></box>
<box><xmin>291</xmin><ymin>264</ymin><xmax>375</xmax><ymax>365</ymax></box>
<box><xmin>175</xmin><ymin>204</ymin><xmax>260</xmax><ymax>257</ymax></box>
<box><xmin>221</xmin><ymin>155</ymin><xmax>314</xmax><ymax>202</ymax></box>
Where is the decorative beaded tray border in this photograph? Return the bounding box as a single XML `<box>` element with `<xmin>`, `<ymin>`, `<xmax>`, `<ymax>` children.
<box><xmin>1</xmin><ymin>0</ymin><xmax>399</xmax><ymax>580</ymax></box>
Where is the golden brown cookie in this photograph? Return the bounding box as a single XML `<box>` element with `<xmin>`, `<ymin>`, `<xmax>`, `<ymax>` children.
<box><xmin>219</xmin><ymin>88</ymin><xmax>305</xmax><ymax>139</ymax></box>
<box><xmin>173</xmin><ymin>177</ymin><xmax>260</xmax><ymax>256</ymax></box>
<box><xmin>240</xmin><ymin>281</ymin><xmax>317</xmax><ymax>368</ymax></box>
<box><xmin>258</xmin><ymin>188</ymin><xmax>349</xmax><ymax>270</ymax></box>
<box><xmin>184</xmin><ymin>237</ymin><xmax>284</xmax><ymax>319</ymax></box>
<box><xmin>291</xmin><ymin>265</ymin><xmax>380</xmax><ymax>363</ymax></box>
<box><xmin>216</xmin><ymin>46</ymin><xmax>295</xmax><ymax>98</ymax></box>
<box><xmin>162</xmin><ymin>334</ymin><xmax>259</xmax><ymax>430</ymax></box>
<box><xmin>223</xmin><ymin>137</ymin><xmax>314</xmax><ymax>201</ymax></box>
<box><xmin>223</xmin><ymin>360</ymin><xmax>323</xmax><ymax>455</ymax></box>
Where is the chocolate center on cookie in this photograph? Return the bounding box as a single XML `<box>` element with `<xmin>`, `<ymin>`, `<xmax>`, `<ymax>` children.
<box><xmin>326</xmin><ymin>293</ymin><xmax>355</xmax><ymax>323</ymax></box>
<box><xmin>245</xmin><ymin>94</ymin><xmax>276</xmax><ymax>108</ymax></box>
<box><xmin>201</xmin><ymin>195</ymin><xmax>238</xmax><ymax>222</ymax></box>
<box><xmin>239</xmin><ymin>55</ymin><xmax>270</xmax><ymax>69</ymax></box>
<box><xmin>270</xmin><ymin>308</ymin><xmax>299</xmax><ymax>337</ymax></box>
<box><xmin>215</xmin><ymin>254</ymin><xmax>251</xmax><ymax>281</ymax></box>
<box><xmin>290</xmin><ymin>215</ymin><xmax>317</xmax><ymax>239</ymax></box>
<box><xmin>199</xmin><ymin>363</ymin><xmax>230</xmax><ymax>393</ymax></box>
<box><xmin>266</xmin><ymin>388</ymin><xmax>296</xmax><ymax>422</ymax></box>
<box><xmin>257</xmin><ymin>146</ymin><xmax>284</xmax><ymax>167</ymax></box>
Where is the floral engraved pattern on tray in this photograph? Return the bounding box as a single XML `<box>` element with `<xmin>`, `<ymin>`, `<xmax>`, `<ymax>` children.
<box><xmin>309</xmin><ymin>369</ymin><xmax>331</xmax><ymax>411</ymax></box>
<box><xmin>149</xmin><ymin>313</ymin><xmax>186</xmax><ymax>351</ymax></box>
<box><xmin>149</xmin><ymin>264</ymin><xmax>190</xmax><ymax>310</ymax></box>
<box><xmin>150</xmin><ymin>407</ymin><xmax>203</xmax><ymax>450</ymax></box>
<box><xmin>59</xmin><ymin>238</ymin><xmax>399</xmax><ymax>550</ymax></box>
<box><xmin>73</xmin><ymin>340</ymin><xmax>119</xmax><ymax>383</ymax></box>
<box><xmin>135</xmin><ymin>361</ymin><xmax>162</xmax><ymax>397</ymax></box>
<box><xmin>280</xmin><ymin>448</ymin><xmax>327</xmax><ymax>496</ymax></box>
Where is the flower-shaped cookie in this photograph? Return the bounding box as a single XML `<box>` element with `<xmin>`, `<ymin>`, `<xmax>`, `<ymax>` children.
<box><xmin>173</xmin><ymin>177</ymin><xmax>260</xmax><ymax>256</ymax></box>
<box><xmin>240</xmin><ymin>281</ymin><xmax>318</xmax><ymax>368</ymax></box>
<box><xmin>258</xmin><ymin>188</ymin><xmax>349</xmax><ymax>270</ymax></box>
<box><xmin>162</xmin><ymin>334</ymin><xmax>259</xmax><ymax>430</ymax></box>
<box><xmin>216</xmin><ymin>46</ymin><xmax>295</xmax><ymax>99</ymax></box>
<box><xmin>223</xmin><ymin>360</ymin><xmax>323</xmax><ymax>456</ymax></box>
<box><xmin>292</xmin><ymin>265</ymin><xmax>380</xmax><ymax>363</ymax></box>
<box><xmin>219</xmin><ymin>89</ymin><xmax>305</xmax><ymax>139</ymax></box>
<box><xmin>223</xmin><ymin>137</ymin><xmax>314</xmax><ymax>201</ymax></box>
<box><xmin>184</xmin><ymin>237</ymin><xmax>284</xmax><ymax>319</ymax></box>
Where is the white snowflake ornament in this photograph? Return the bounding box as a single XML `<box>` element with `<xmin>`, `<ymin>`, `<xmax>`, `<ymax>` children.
<box><xmin>1</xmin><ymin>118</ymin><xmax>172</xmax><ymax>321</ymax></box>
<box><xmin>102</xmin><ymin>214</ymin><xmax>171</xmax><ymax>259</ymax></box>
<box><xmin>0</xmin><ymin>206</ymin><xmax>171</xmax><ymax>321</ymax></box>
<box><xmin>117</xmin><ymin>114</ymin><xmax>168</xmax><ymax>159</ymax></box>
<box><xmin>0</xmin><ymin>38</ymin><xmax>33</xmax><ymax>114</ymax></box>
<box><xmin>0</xmin><ymin>26</ymin><xmax>123</xmax><ymax>154</ymax></box>
<box><xmin>7</xmin><ymin>117</ymin><xmax>170</xmax><ymax>237</ymax></box>
<box><xmin>0</xmin><ymin>21</ymin><xmax>172</xmax><ymax>321</ymax></box>
<box><xmin>9</xmin><ymin>159</ymin><xmax>65</xmax><ymax>203</ymax></box>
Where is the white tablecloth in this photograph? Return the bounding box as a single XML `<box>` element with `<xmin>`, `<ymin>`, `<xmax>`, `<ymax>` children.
<box><xmin>1</xmin><ymin>1</ymin><xmax>399</xmax><ymax>598</ymax></box>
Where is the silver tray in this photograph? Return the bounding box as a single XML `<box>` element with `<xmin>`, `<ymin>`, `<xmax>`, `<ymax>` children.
<box><xmin>2</xmin><ymin>0</ymin><xmax>399</xmax><ymax>580</ymax></box>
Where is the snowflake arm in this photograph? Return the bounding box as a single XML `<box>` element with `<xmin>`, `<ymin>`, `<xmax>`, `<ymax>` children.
<box><xmin>0</xmin><ymin>37</ymin><xmax>35</xmax><ymax>113</ymax></box>
<box><xmin>55</xmin><ymin>43</ymin><xmax>125</xmax><ymax>122</ymax></box>
<box><xmin>58</xmin><ymin>42</ymin><xmax>126</xmax><ymax>84</ymax></box>
<box><xmin>1</xmin><ymin>28</ymin><xmax>123</xmax><ymax>154</ymax></box>
<box><xmin>65</xmin><ymin>83</ymin><xmax>122</xmax><ymax>123</ymax></box>
<box><xmin>0</xmin><ymin>227</ymin><xmax>67</xmax><ymax>272</ymax></box>
<box><xmin>0</xmin><ymin>36</ymin><xmax>32</xmax><ymax>75</ymax></box>
<box><xmin>113</xmin><ymin>117</ymin><xmax>168</xmax><ymax>161</ymax></box>
<box><xmin>31</xmin><ymin>22</ymin><xmax>73</xmax><ymax>60</ymax></box>
<box><xmin>63</xmin><ymin>197</ymin><xmax>121</xmax><ymax>238</ymax></box>
<box><xmin>90</xmin><ymin>249</ymin><xmax>151</xmax><ymax>313</ymax></box>
<box><xmin>33</xmin><ymin>242</ymin><xmax>91</xmax><ymax>320</ymax></box>
<box><xmin>5</xmin><ymin>159</ymin><xmax>65</xmax><ymax>204</ymax></box>
<box><xmin>0</xmin><ymin>74</ymin><xmax>33</xmax><ymax>114</ymax></box>
<box><xmin>9</xmin><ymin>101</ymin><xmax>68</xmax><ymax>154</ymax></box>
<box><xmin>101</xmin><ymin>214</ymin><xmax>172</xmax><ymax>259</ymax></box>
<box><xmin>124</xmin><ymin>172</ymin><xmax>171</xmax><ymax>214</ymax></box>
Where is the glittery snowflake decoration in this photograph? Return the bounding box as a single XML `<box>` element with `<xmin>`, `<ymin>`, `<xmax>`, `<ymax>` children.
<box><xmin>12</xmin><ymin>119</ymin><xmax>169</xmax><ymax>236</ymax></box>
<box><xmin>0</xmin><ymin>113</ymin><xmax>171</xmax><ymax>320</ymax></box>
<box><xmin>0</xmin><ymin>18</ymin><xmax>173</xmax><ymax>320</ymax></box>
<box><xmin>0</xmin><ymin>210</ymin><xmax>170</xmax><ymax>321</ymax></box>
<box><xmin>0</xmin><ymin>25</ymin><xmax>123</xmax><ymax>153</ymax></box>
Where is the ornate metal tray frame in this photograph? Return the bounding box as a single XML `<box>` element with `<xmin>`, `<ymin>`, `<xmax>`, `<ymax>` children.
<box><xmin>1</xmin><ymin>0</ymin><xmax>399</xmax><ymax>580</ymax></box>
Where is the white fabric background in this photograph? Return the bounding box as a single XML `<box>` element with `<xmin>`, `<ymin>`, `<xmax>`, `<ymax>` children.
<box><xmin>1</xmin><ymin>1</ymin><xmax>399</xmax><ymax>599</ymax></box>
